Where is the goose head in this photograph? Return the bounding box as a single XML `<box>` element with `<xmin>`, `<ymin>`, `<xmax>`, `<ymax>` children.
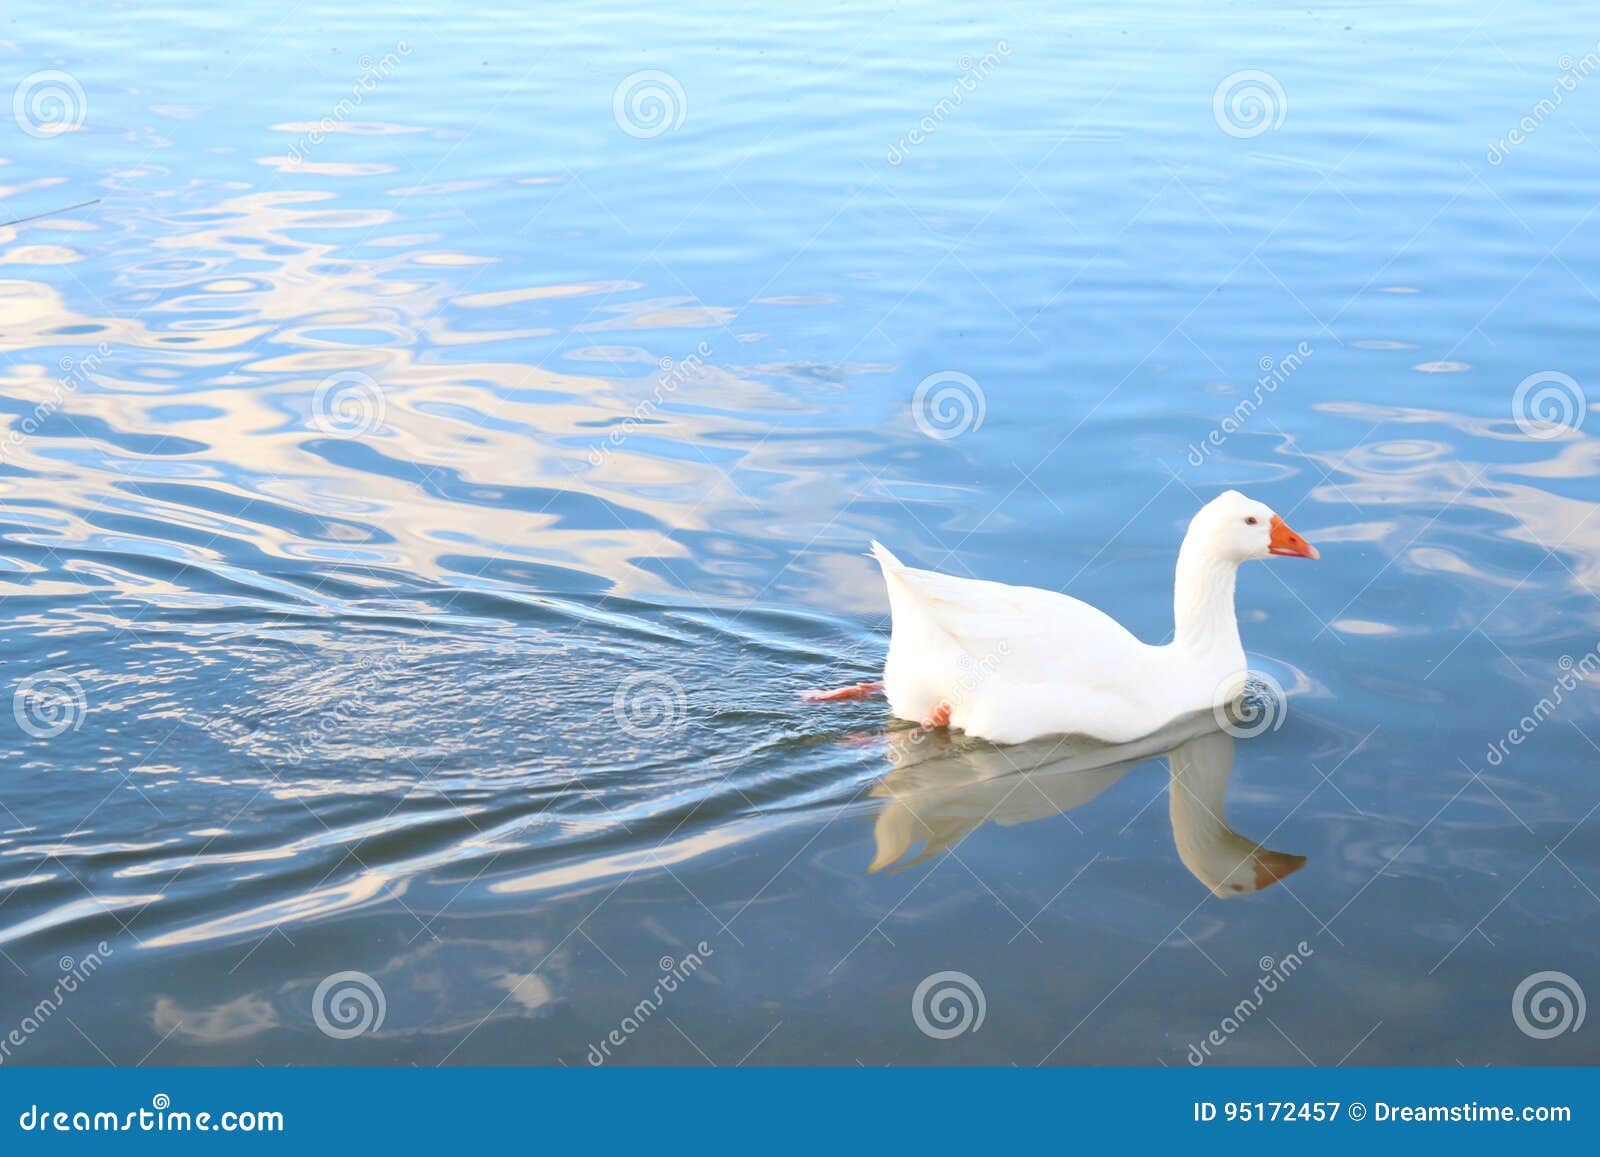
<box><xmin>1188</xmin><ymin>490</ymin><xmax>1319</xmax><ymax>563</ymax></box>
<box><xmin>1173</xmin><ymin>491</ymin><xmax>1318</xmax><ymax>657</ymax></box>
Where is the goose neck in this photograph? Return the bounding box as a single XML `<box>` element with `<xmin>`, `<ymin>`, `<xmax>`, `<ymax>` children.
<box><xmin>1173</xmin><ymin>545</ymin><xmax>1241</xmax><ymax>656</ymax></box>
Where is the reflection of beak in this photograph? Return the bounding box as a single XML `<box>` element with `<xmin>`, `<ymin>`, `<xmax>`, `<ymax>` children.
<box><xmin>1253</xmin><ymin>850</ymin><xmax>1308</xmax><ymax>889</ymax></box>
<box><xmin>1268</xmin><ymin>515</ymin><xmax>1319</xmax><ymax>560</ymax></box>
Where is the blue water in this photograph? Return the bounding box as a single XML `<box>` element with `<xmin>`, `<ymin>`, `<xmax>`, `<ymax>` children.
<box><xmin>2</xmin><ymin>1</ymin><xmax>1598</xmax><ymax>1065</ymax></box>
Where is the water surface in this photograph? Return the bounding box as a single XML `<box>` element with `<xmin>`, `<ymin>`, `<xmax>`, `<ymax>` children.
<box><xmin>2</xmin><ymin>2</ymin><xmax>1599</xmax><ymax>1065</ymax></box>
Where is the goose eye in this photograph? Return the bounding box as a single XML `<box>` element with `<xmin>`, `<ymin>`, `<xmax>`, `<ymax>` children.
<box><xmin>1244</xmin><ymin>516</ymin><xmax>1259</xmax><ymax>526</ymax></box>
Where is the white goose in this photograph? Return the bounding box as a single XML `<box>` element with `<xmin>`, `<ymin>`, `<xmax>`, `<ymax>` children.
<box><xmin>811</xmin><ymin>491</ymin><xmax>1318</xmax><ymax>745</ymax></box>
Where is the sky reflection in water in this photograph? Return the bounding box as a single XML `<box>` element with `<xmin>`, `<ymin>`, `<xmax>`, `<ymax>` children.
<box><xmin>1</xmin><ymin>2</ymin><xmax>1598</xmax><ymax>1065</ymax></box>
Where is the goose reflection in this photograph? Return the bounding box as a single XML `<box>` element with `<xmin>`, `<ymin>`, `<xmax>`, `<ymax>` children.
<box><xmin>868</xmin><ymin>711</ymin><xmax>1306</xmax><ymax>896</ymax></box>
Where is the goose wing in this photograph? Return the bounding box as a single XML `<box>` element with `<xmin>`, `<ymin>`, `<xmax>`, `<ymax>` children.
<box><xmin>872</xmin><ymin>542</ymin><xmax>1147</xmax><ymax>683</ymax></box>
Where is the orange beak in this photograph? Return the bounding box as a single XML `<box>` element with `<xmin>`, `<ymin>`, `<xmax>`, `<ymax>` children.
<box><xmin>1267</xmin><ymin>515</ymin><xmax>1319</xmax><ymax>560</ymax></box>
<box><xmin>1253</xmin><ymin>850</ymin><xmax>1309</xmax><ymax>890</ymax></box>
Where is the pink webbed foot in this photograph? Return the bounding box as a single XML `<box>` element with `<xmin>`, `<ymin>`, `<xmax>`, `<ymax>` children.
<box><xmin>800</xmin><ymin>681</ymin><xmax>885</xmax><ymax>703</ymax></box>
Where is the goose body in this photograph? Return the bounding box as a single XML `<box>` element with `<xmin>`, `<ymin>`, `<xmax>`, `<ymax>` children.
<box><xmin>872</xmin><ymin>490</ymin><xmax>1317</xmax><ymax>745</ymax></box>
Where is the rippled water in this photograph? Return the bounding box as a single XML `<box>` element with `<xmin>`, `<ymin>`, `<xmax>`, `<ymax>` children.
<box><xmin>3</xmin><ymin>2</ymin><xmax>1599</xmax><ymax>1065</ymax></box>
